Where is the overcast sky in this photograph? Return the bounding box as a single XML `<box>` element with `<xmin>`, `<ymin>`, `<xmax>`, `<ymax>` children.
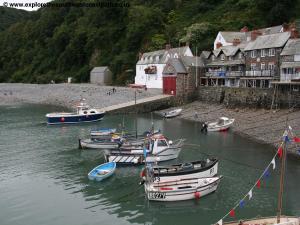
<box><xmin>1</xmin><ymin>0</ymin><xmax>52</xmax><ymax>11</ymax></box>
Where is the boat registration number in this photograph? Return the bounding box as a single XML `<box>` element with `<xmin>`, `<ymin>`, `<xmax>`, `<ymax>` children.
<box><xmin>148</xmin><ymin>192</ymin><xmax>166</xmax><ymax>199</ymax></box>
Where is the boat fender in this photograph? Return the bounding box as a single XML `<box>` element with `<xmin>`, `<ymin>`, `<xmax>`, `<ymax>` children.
<box><xmin>140</xmin><ymin>168</ymin><xmax>146</xmax><ymax>178</ymax></box>
<box><xmin>133</xmin><ymin>158</ymin><xmax>139</xmax><ymax>164</ymax></box>
<box><xmin>194</xmin><ymin>192</ymin><xmax>200</xmax><ymax>199</ymax></box>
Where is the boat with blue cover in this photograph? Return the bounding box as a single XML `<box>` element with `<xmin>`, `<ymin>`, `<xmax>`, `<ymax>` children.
<box><xmin>46</xmin><ymin>99</ymin><xmax>105</xmax><ymax>125</ymax></box>
<box><xmin>88</xmin><ymin>162</ymin><xmax>116</xmax><ymax>181</ymax></box>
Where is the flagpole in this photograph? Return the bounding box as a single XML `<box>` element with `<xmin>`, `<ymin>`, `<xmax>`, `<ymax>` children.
<box><xmin>277</xmin><ymin>130</ymin><xmax>287</xmax><ymax>223</ymax></box>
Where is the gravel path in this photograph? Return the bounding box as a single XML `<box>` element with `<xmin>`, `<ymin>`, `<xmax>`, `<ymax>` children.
<box><xmin>159</xmin><ymin>101</ymin><xmax>300</xmax><ymax>157</ymax></box>
<box><xmin>0</xmin><ymin>83</ymin><xmax>161</xmax><ymax>109</ymax></box>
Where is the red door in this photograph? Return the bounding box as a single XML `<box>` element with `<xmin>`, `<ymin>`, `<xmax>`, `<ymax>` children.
<box><xmin>163</xmin><ymin>77</ymin><xmax>176</xmax><ymax>95</ymax></box>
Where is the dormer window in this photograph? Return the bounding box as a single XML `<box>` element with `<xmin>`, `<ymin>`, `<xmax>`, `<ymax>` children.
<box><xmin>156</xmin><ymin>56</ymin><xmax>159</xmax><ymax>62</ymax></box>
<box><xmin>269</xmin><ymin>48</ymin><xmax>275</xmax><ymax>56</ymax></box>
<box><xmin>261</xmin><ymin>49</ymin><xmax>266</xmax><ymax>57</ymax></box>
<box><xmin>174</xmin><ymin>53</ymin><xmax>178</xmax><ymax>58</ymax></box>
<box><xmin>251</xmin><ymin>50</ymin><xmax>256</xmax><ymax>58</ymax></box>
<box><xmin>221</xmin><ymin>54</ymin><xmax>225</xmax><ymax>61</ymax></box>
<box><xmin>238</xmin><ymin>52</ymin><xmax>243</xmax><ymax>59</ymax></box>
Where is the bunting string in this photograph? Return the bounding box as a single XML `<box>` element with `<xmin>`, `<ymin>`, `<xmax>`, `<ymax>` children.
<box><xmin>213</xmin><ymin>127</ymin><xmax>299</xmax><ymax>225</ymax></box>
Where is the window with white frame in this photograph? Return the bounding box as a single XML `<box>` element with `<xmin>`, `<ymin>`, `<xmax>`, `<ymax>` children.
<box><xmin>251</xmin><ymin>50</ymin><xmax>256</xmax><ymax>58</ymax></box>
<box><xmin>261</xmin><ymin>49</ymin><xmax>266</xmax><ymax>57</ymax></box>
<box><xmin>268</xmin><ymin>62</ymin><xmax>275</xmax><ymax>70</ymax></box>
<box><xmin>261</xmin><ymin>63</ymin><xmax>266</xmax><ymax>70</ymax></box>
<box><xmin>269</xmin><ymin>48</ymin><xmax>275</xmax><ymax>56</ymax></box>
<box><xmin>221</xmin><ymin>54</ymin><xmax>225</xmax><ymax>61</ymax></box>
<box><xmin>239</xmin><ymin>52</ymin><xmax>243</xmax><ymax>59</ymax></box>
<box><xmin>251</xmin><ymin>63</ymin><xmax>256</xmax><ymax>71</ymax></box>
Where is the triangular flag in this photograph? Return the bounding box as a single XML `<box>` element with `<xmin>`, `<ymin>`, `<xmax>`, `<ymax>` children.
<box><xmin>285</xmin><ymin>135</ymin><xmax>290</xmax><ymax>142</ymax></box>
<box><xmin>216</xmin><ymin>219</ymin><xmax>223</xmax><ymax>225</ymax></box>
<box><xmin>229</xmin><ymin>209</ymin><xmax>235</xmax><ymax>217</ymax></box>
<box><xmin>289</xmin><ymin>126</ymin><xmax>293</xmax><ymax>131</ymax></box>
<box><xmin>248</xmin><ymin>189</ymin><xmax>253</xmax><ymax>200</ymax></box>
<box><xmin>277</xmin><ymin>146</ymin><xmax>283</xmax><ymax>158</ymax></box>
<box><xmin>256</xmin><ymin>179</ymin><xmax>261</xmax><ymax>188</ymax></box>
<box><xmin>293</xmin><ymin>137</ymin><xmax>300</xmax><ymax>143</ymax></box>
<box><xmin>263</xmin><ymin>168</ymin><xmax>270</xmax><ymax>179</ymax></box>
<box><xmin>239</xmin><ymin>200</ymin><xmax>245</xmax><ymax>208</ymax></box>
<box><xmin>271</xmin><ymin>158</ymin><xmax>276</xmax><ymax>170</ymax></box>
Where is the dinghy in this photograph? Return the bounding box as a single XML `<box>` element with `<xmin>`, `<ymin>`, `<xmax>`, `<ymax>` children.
<box><xmin>90</xmin><ymin>128</ymin><xmax>117</xmax><ymax>137</ymax></box>
<box><xmin>163</xmin><ymin>108</ymin><xmax>182</xmax><ymax>118</ymax></box>
<box><xmin>142</xmin><ymin>158</ymin><xmax>218</xmax><ymax>183</ymax></box>
<box><xmin>144</xmin><ymin>176</ymin><xmax>222</xmax><ymax>201</ymax></box>
<box><xmin>46</xmin><ymin>99</ymin><xmax>105</xmax><ymax>125</ymax></box>
<box><xmin>79</xmin><ymin>135</ymin><xmax>122</xmax><ymax>149</ymax></box>
<box><xmin>207</xmin><ymin>117</ymin><xmax>235</xmax><ymax>132</ymax></box>
<box><xmin>88</xmin><ymin>162</ymin><xmax>116</xmax><ymax>181</ymax></box>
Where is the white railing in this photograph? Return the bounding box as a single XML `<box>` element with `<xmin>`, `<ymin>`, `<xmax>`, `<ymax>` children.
<box><xmin>245</xmin><ymin>70</ymin><xmax>275</xmax><ymax>77</ymax></box>
<box><xmin>205</xmin><ymin>71</ymin><xmax>243</xmax><ymax>77</ymax></box>
<box><xmin>280</xmin><ymin>73</ymin><xmax>300</xmax><ymax>82</ymax></box>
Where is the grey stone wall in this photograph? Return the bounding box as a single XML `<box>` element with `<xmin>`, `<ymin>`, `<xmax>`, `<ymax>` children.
<box><xmin>197</xmin><ymin>86</ymin><xmax>300</xmax><ymax>108</ymax></box>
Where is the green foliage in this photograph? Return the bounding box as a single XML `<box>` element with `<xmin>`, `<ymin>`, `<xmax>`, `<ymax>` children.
<box><xmin>0</xmin><ymin>0</ymin><xmax>299</xmax><ymax>84</ymax></box>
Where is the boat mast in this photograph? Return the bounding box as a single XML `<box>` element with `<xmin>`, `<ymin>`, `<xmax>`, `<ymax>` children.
<box><xmin>276</xmin><ymin>129</ymin><xmax>287</xmax><ymax>223</ymax></box>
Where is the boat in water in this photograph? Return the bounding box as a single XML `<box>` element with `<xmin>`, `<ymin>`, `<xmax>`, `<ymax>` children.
<box><xmin>46</xmin><ymin>99</ymin><xmax>105</xmax><ymax>125</ymax></box>
<box><xmin>90</xmin><ymin>128</ymin><xmax>117</xmax><ymax>136</ymax></box>
<box><xmin>207</xmin><ymin>117</ymin><xmax>235</xmax><ymax>132</ymax></box>
<box><xmin>144</xmin><ymin>176</ymin><xmax>222</xmax><ymax>201</ymax></box>
<box><xmin>88</xmin><ymin>162</ymin><xmax>116</xmax><ymax>181</ymax></box>
<box><xmin>104</xmin><ymin>134</ymin><xmax>185</xmax><ymax>165</ymax></box>
<box><xmin>163</xmin><ymin>108</ymin><xmax>183</xmax><ymax>118</ymax></box>
<box><xmin>143</xmin><ymin>158</ymin><xmax>218</xmax><ymax>183</ymax></box>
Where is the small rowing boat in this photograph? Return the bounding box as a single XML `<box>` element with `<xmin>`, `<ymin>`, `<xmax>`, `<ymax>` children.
<box><xmin>163</xmin><ymin>108</ymin><xmax>182</xmax><ymax>118</ymax></box>
<box><xmin>88</xmin><ymin>162</ymin><xmax>116</xmax><ymax>181</ymax></box>
<box><xmin>207</xmin><ymin>117</ymin><xmax>235</xmax><ymax>132</ymax></box>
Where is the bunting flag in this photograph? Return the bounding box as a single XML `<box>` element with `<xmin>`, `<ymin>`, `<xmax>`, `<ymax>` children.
<box><xmin>293</xmin><ymin>137</ymin><xmax>300</xmax><ymax>143</ymax></box>
<box><xmin>277</xmin><ymin>146</ymin><xmax>283</xmax><ymax>158</ymax></box>
<box><xmin>263</xmin><ymin>168</ymin><xmax>270</xmax><ymax>179</ymax></box>
<box><xmin>271</xmin><ymin>158</ymin><xmax>276</xmax><ymax>170</ymax></box>
<box><xmin>216</xmin><ymin>219</ymin><xmax>223</xmax><ymax>225</ymax></box>
<box><xmin>143</xmin><ymin>147</ymin><xmax>147</xmax><ymax>158</ymax></box>
<box><xmin>239</xmin><ymin>200</ymin><xmax>245</xmax><ymax>208</ymax></box>
<box><xmin>285</xmin><ymin>135</ymin><xmax>290</xmax><ymax>142</ymax></box>
<box><xmin>229</xmin><ymin>209</ymin><xmax>235</xmax><ymax>217</ymax></box>
<box><xmin>248</xmin><ymin>190</ymin><xmax>253</xmax><ymax>200</ymax></box>
<box><xmin>256</xmin><ymin>180</ymin><xmax>261</xmax><ymax>188</ymax></box>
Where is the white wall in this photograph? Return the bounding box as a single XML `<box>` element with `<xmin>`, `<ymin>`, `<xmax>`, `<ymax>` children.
<box><xmin>214</xmin><ymin>32</ymin><xmax>232</xmax><ymax>50</ymax></box>
<box><xmin>294</xmin><ymin>55</ymin><xmax>300</xmax><ymax>61</ymax></box>
<box><xmin>135</xmin><ymin>64</ymin><xmax>164</xmax><ymax>88</ymax></box>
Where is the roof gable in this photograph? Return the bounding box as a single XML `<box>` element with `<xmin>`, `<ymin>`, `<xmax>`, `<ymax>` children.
<box><xmin>280</xmin><ymin>38</ymin><xmax>300</xmax><ymax>56</ymax></box>
<box><xmin>91</xmin><ymin>67</ymin><xmax>109</xmax><ymax>73</ymax></box>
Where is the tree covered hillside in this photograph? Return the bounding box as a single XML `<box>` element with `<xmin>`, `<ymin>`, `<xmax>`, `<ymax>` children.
<box><xmin>0</xmin><ymin>7</ymin><xmax>30</xmax><ymax>31</ymax></box>
<box><xmin>0</xmin><ymin>0</ymin><xmax>299</xmax><ymax>84</ymax></box>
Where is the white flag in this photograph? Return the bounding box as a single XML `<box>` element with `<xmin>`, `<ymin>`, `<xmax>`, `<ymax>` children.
<box><xmin>271</xmin><ymin>158</ymin><xmax>276</xmax><ymax>170</ymax></box>
<box><xmin>216</xmin><ymin>219</ymin><xmax>223</xmax><ymax>225</ymax></box>
<box><xmin>248</xmin><ymin>189</ymin><xmax>253</xmax><ymax>200</ymax></box>
<box><xmin>289</xmin><ymin>126</ymin><xmax>292</xmax><ymax>131</ymax></box>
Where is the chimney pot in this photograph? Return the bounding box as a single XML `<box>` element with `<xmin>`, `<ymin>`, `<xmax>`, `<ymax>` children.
<box><xmin>290</xmin><ymin>28</ymin><xmax>299</xmax><ymax>39</ymax></box>
<box><xmin>233</xmin><ymin>38</ymin><xmax>241</xmax><ymax>46</ymax></box>
<box><xmin>165</xmin><ymin>44</ymin><xmax>171</xmax><ymax>50</ymax></box>
<box><xmin>216</xmin><ymin>42</ymin><xmax>222</xmax><ymax>49</ymax></box>
<box><xmin>139</xmin><ymin>52</ymin><xmax>143</xmax><ymax>60</ymax></box>
<box><xmin>251</xmin><ymin>30</ymin><xmax>262</xmax><ymax>41</ymax></box>
<box><xmin>240</xmin><ymin>26</ymin><xmax>249</xmax><ymax>32</ymax></box>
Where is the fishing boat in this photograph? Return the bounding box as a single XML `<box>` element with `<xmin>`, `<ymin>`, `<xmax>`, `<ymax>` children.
<box><xmin>143</xmin><ymin>158</ymin><xmax>218</xmax><ymax>183</ymax></box>
<box><xmin>79</xmin><ymin>135</ymin><xmax>122</xmax><ymax>149</ymax></box>
<box><xmin>224</xmin><ymin>216</ymin><xmax>299</xmax><ymax>225</ymax></box>
<box><xmin>88</xmin><ymin>162</ymin><xmax>116</xmax><ymax>181</ymax></box>
<box><xmin>104</xmin><ymin>134</ymin><xmax>185</xmax><ymax>165</ymax></box>
<box><xmin>144</xmin><ymin>176</ymin><xmax>222</xmax><ymax>201</ymax></box>
<box><xmin>207</xmin><ymin>117</ymin><xmax>235</xmax><ymax>132</ymax></box>
<box><xmin>46</xmin><ymin>99</ymin><xmax>105</xmax><ymax>125</ymax></box>
<box><xmin>163</xmin><ymin>108</ymin><xmax>183</xmax><ymax>118</ymax></box>
<box><xmin>90</xmin><ymin>128</ymin><xmax>117</xmax><ymax>136</ymax></box>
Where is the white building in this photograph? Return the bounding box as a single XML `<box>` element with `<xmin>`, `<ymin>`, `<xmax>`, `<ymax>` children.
<box><xmin>135</xmin><ymin>45</ymin><xmax>193</xmax><ymax>89</ymax></box>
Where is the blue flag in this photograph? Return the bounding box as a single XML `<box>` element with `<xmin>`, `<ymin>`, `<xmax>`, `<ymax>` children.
<box><xmin>263</xmin><ymin>169</ymin><xmax>270</xmax><ymax>179</ymax></box>
<box><xmin>239</xmin><ymin>200</ymin><xmax>245</xmax><ymax>208</ymax></box>
<box><xmin>284</xmin><ymin>135</ymin><xmax>290</xmax><ymax>143</ymax></box>
<box><xmin>143</xmin><ymin>147</ymin><xmax>147</xmax><ymax>158</ymax></box>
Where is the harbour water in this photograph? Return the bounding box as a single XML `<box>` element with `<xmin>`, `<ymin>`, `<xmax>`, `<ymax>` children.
<box><xmin>0</xmin><ymin>104</ymin><xmax>299</xmax><ymax>225</ymax></box>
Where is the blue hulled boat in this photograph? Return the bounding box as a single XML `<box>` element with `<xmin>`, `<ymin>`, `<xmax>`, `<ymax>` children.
<box><xmin>46</xmin><ymin>99</ymin><xmax>105</xmax><ymax>125</ymax></box>
<box><xmin>88</xmin><ymin>162</ymin><xmax>116</xmax><ymax>181</ymax></box>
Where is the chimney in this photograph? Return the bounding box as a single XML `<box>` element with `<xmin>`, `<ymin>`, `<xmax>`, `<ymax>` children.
<box><xmin>282</xmin><ymin>22</ymin><xmax>289</xmax><ymax>32</ymax></box>
<box><xmin>165</xmin><ymin>44</ymin><xmax>171</xmax><ymax>50</ymax></box>
<box><xmin>216</xmin><ymin>42</ymin><xmax>222</xmax><ymax>49</ymax></box>
<box><xmin>138</xmin><ymin>52</ymin><xmax>143</xmax><ymax>60</ymax></box>
<box><xmin>233</xmin><ymin>38</ymin><xmax>241</xmax><ymax>46</ymax></box>
<box><xmin>185</xmin><ymin>41</ymin><xmax>190</xmax><ymax>47</ymax></box>
<box><xmin>290</xmin><ymin>28</ymin><xmax>299</xmax><ymax>39</ymax></box>
<box><xmin>240</xmin><ymin>26</ymin><xmax>249</xmax><ymax>32</ymax></box>
<box><xmin>251</xmin><ymin>30</ymin><xmax>262</xmax><ymax>41</ymax></box>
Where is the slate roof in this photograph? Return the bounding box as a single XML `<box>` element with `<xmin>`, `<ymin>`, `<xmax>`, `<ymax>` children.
<box><xmin>280</xmin><ymin>39</ymin><xmax>300</xmax><ymax>56</ymax></box>
<box><xmin>181</xmin><ymin>56</ymin><xmax>205</xmax><ymax>67</ymax></box>
<box><xmin>91</xmin><ymin>67</ymin><xmax>109</xmax><ymax>73</ymax></box>
<box><xmin>163</xmin><ymin>58</ymin><xmax>187</xmax><ymax>74</ymax></box>
<box><xmin>244</xmin><ymin>32</ymin><xmax>290</xmax><ymax>51</ymax></box>
<box><xmin>220</xmin><ymin>32</ymin><xmax>247</xmax><ymax>42</ymax></box>
<box><xmin>281</xmin><ymin>61</ymin><xmax>300</xmax><ymax>68</ymax></box>
<box><xmin>207</xmin><ymin>59</ymin><xmax>244</xmax><ymax>66</ymax></box>
<box><xmin>212</xmin><ymin>45</ymin><xmax>242</xmax><ymax>57</ymax></box>
<box><xmin>137</xmin><ymin>46</ymin><xmax>190</xmax><ymax>65</ymax></box>
<box><xmin>200</xmin><ymin>51</ymin><xmax>211</xmax><ymax>59</ymax></box>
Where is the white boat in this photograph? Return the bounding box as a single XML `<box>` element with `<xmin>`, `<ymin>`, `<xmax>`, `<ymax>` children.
<box><xmin>163</xmin><ymin>108</ymin><xmax>182</xmax><ymax>118</ymax></box>
<box><xmin>79</xmin><ymin>136</ymin><xmax>121</xmax><ymax>149</ymax></box>
<box><xmin>104</xmin><ymin>134</ymin><xmax>185</xmax><ymax>165</ymax></box>
<box><xmin>144</xmin><ymin>176</ymin><xmax>222</xmax><ymax>201</ymax></box>
<box><xmin>46</xmin><ymin>99</ymin><xmax>105</xmax><ymax>125</ymax></box>
<box><xmin>143</xmin><ymin>158</ymin><xmax>218</xmax><ymax>183</ymax></box>
<box><xmin>90</xmin><ymin>128</ymin><xmax>117</xmax><ymax>136</ymax></box>
<box><xmin>207</xmin><ymin>117</ymin><xmax>235</xmax><ymax>132</ymax></box>
<box><xmin>88</xmin><ymin>162</ymin><xmax>116</xmax><ymax>181</ymax></box>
